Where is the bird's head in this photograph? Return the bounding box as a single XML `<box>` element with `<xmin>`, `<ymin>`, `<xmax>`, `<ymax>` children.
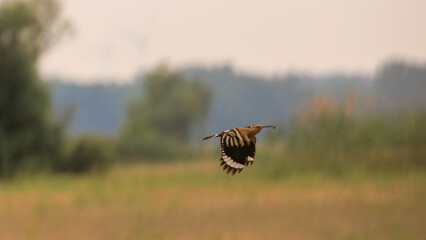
<box><xmin>246</xmin><ymin>124</ymin><xmax>276</xmax><ymax>135</ymax></box>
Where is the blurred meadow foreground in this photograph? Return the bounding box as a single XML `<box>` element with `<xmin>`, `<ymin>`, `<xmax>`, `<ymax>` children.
<box><xmin>1</xmin><ymin>0</ymin><xmax>426</xmax><ymax>239</ymax></box>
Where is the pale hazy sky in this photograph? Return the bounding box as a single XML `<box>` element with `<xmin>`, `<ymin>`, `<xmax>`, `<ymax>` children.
<box><xmin>40</xmin><ymin>0</ymin><xmax>426</xmax><ymax>84</ymax></box>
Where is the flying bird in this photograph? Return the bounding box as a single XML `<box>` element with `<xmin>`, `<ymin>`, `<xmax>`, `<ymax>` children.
<box><xmin>203</xmin><ymin>124</ymin><xmax>276</xmax><ymax>175</ymax></box>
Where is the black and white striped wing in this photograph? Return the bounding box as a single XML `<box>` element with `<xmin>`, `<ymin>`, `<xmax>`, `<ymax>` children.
<box><xmin>219</xmin><ymin>129</ymin><xmax>256</xmax><ymax>175</ymax></box>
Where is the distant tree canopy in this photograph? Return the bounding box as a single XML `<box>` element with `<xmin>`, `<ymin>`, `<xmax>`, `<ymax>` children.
<box><xmin>119</xmin><ymin>65</ymin><xmax>211</xmax><ymax>158</ymax></box>
<box><xmin>0</xmin><ymin>0</ymin><xmax>69</xmax><ymax>177</ymax></box>
<box><xmin>375</xmin><ymin>60</ymin><xmax>426</xmax><ymax>110</ymax></box>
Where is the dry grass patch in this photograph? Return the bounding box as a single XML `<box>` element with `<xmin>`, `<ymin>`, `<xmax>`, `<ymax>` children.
<box><xmin>1</xmin><ymin>161</ymin><xmax>425</xmax><ymax>240</ymax></box>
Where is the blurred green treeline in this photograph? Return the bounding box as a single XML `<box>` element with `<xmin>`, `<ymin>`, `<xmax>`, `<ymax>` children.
<box><xmin>0</xmin><ymin>0</ymin><xmax>116</xmax><ymax>178</ymax></box>
<box><xmin>1</xmin><ymin>0</ymin><xmax>426</xmax><ymax>179</ymax></box>
<box><xmin>0</xmin><ymin>0</ymin><xmax>212</xmax><ymax>178</ymax></box>
<box><xmin>0</xmin><ymin>0</ymin><xmax>67</xmax><ymax>178</ymax></box>
<box><xmin>259</xmin><ymin>95</ymin><xmax>426</xmax><ymax>179</ymax></box>
<box><xmin>118</xmin><ymin>64</ymin><xmax>211</xmax><ymax>159</ymax></box>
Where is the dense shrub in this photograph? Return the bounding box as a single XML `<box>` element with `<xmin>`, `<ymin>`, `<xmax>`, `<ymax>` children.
<box><xmin>58</xmin><ymin>136</ymin><xmax>116</xmax><ymax>174</ymax></box>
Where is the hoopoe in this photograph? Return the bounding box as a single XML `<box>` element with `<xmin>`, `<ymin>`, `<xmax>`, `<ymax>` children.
<box><xmin>203</xmin><ymin>124</ymin><xmax>276</xmax><ymax>175</ymax></box>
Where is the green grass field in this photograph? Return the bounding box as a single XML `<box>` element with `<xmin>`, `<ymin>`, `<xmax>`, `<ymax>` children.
<box><xmin>1</xmin><ymin>157</ymin><xmax>425</xmax><ymax>240</ymax></box>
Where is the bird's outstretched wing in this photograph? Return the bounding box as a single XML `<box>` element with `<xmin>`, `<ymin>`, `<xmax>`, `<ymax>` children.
<box><xmin>246</xmin><ymin>140</ymin><xmax>256</xmax><ymax>165</ymax></box>
<box><xmin>219</xmin><ymin>129</ymin><xmax>256</xmax><ymax>175</ymax></box>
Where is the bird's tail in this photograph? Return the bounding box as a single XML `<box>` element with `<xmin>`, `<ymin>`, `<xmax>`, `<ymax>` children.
<box><xmin>202</xmin><ymin>133</ymin><xmax>221</xmax><ymax>140</ymax></box>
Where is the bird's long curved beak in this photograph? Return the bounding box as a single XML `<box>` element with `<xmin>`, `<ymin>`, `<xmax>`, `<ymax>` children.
<box><xmin>263</xmin><ymin>125</ymin><xmax>276</xmax><ymax>129</ymax></box>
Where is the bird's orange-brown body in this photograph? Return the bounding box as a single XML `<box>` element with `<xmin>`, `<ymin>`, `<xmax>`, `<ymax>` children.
<box><xmin>203</xmin><ymin>124</ymin><xmax>276</xmax><ymax>175</ymax></box>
